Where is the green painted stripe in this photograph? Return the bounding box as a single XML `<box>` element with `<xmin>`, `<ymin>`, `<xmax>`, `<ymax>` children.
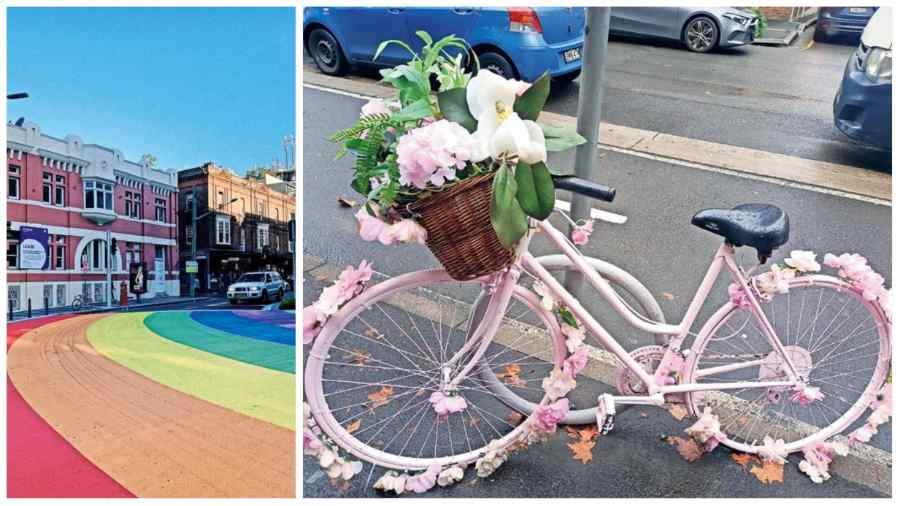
<box><xmin>87</xmin><ymin>312</ymin><xmax>294</xmax><ymax>430</ymax></box>
<box><xmin>144</xmin><ymin>311</ymin><xmax>294</xmax><ymax>373</ymax></box>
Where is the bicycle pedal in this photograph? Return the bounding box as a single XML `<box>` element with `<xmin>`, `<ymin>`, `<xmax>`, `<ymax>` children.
<box><xmin>596</xmin><ymin>394</ymin><xmax>616</xmax><ymax>435</ymax></box>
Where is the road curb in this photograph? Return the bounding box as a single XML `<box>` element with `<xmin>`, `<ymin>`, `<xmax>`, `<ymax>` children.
<box><xmin>302</xmin><ymin>254</ymin><xmax>892</xmax><ymax>495</ymax></box>
<box><xmin>304</xmin><ymin>68</ymin><xmax>891</xmax><ymax>204</ymax></box>
<box><xmin>7</xmin><ymin>297</ymin><xmax>213</xmax><ymax>321</ymax></box>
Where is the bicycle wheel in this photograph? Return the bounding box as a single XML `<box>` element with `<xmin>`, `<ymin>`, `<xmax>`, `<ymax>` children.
<box><xmin>305</xmin><ymin>269</ymin><xmax>565</xmax><ymax>471</ymax></box>
<box><xmin>481</xmin><ymin>254</ymin><xmax>667</xmax><ymax>425</ymax></box>
<box><xmin>685</xmin><ymin>275</ymin><xmax>891</xmax><ymax>453</ymax></box>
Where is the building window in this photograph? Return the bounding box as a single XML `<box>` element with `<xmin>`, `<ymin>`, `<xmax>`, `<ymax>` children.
<box><xmin>56</xmin><ymin>284</ymin><xmax>67</xmax><ymax>307</ymax></box>
<box><xmin>155</xmin><ymin>198</ymin><xmax>167</xmax><ymax>222</ymax></box>
<box><xmin>125</xmin><ymin>242</ymin><xmax>141</xmax><ymax>268</ymax></box>
<box><xmin>84</xmin><ymin>180</ymin><xmax>113</xmax><ymax>210</ymax></box>
<box><xmin>257</xmin><ymin>200</ymin><xmax>265</xmax><ymax>216</ymax></box>
<box><xmin>81</xmin><ymin>239</ymin><xmax>108</xmax><ymax>271</ymax></box>
<box><xmin>185</xmin><ymin>226</ymin><xmax>193</xmax><ymax>244</ymax></box>
<box><xmin>43</xmin><ymin>284</ymin><xmax>53</xmax><ymax>307</ymax></box>
<box><xmin>155</xmin><ymin>245</ymin><xmax>165</xmax><ymax>270</ymax></box>
<box><xmin>240</xmin><ymin>228</ymin><xmax>246</xmax><ymax>251</ymax></box>
<box><xmin>8</xmin><ymin>164</ymin><xmax>21</xmax><ymax>199</ymax></box>
<box><xmin>217</xmin><ymin>190</ymin><xmax>226</xmax><ymax>208</ymax></box>
<box><xmin>257</xmin><ymin>223</ymin><xmax>269</xmax><ymax>250</ymax></box>
<box><xmin>9</xmin><ymin>286</ymin><xmax>21</xmax><ymax>312</ymax></box>
<box><xmin>275</xmin><ymin>208</ymin><xmax>280</xmax><ymax>221</ymax></box>
<box><xmin>55</xmin><ymin>175</ymin><xmax>66</xmax><ymax>206</ymax></box>
<box><xmin>51</xmin><ymin>235</ymin><xmax>66</xmax><ymax>270</ymax></box>
<box><xmin>94</xmin><ymin>282</ymin><xmax>104</xmax><ymax>304</ymax></box>
<box><xmin>216</xmin><ymin>215</ymin><xmax>231</xmax><ymax>245</ymax></box>
<box><xmin>125</xmin><ymin>191</ymin><xmax>143</xmax><ymax>218</ymax></box>
<box><xmin>7</xmin><ymin>239</ymin><xmax>19</xmax><ymax>269</ymax></box>
<box><xmin>43</xmin><ymin>172</ymin><xmax>52</xmax><ymax>203</ymax></box>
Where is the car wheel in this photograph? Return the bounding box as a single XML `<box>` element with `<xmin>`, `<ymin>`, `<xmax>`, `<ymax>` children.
<box><xmin>230</xmin><ymin>299</ymin><xmax>238</xmax><ymax>305</ymax></box>
<box><xmin>683</xmin><ymin>16</ymin><xmax>719</xmax><ymax>53</ymax></box>
<box><xmin>261</xmin><ymin>290</ymin><xmax>269</xmax><ymax>304</ymax></box>
<box><xmin>477</xmin><ymin>51</ymin><xmax>517</xmax><ymax>79</ymax></box>
<box><xmin>277</xmin><ymin>289</ymin><xmax>284</xmax><ymax>301</ymax></box>
<box><xmin>308</xmin><ymin>28</ymin><xmax>348</xmax><ymax>76</ymax></box>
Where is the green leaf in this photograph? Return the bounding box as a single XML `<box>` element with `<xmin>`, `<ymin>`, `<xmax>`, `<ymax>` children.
<box><xmin>490</xmin><ymin>165</ymin><xmax>528</xmax><ymax>248</ymax></box>
<box><xmin>514</xmin><ymin>161</ymin><xmax>555</xmax><ymax>220</ymax></box>
<box><xmin>393</xmin><ymin>97</ymin><xmax>434</xmax><ymax>122</ymax></box>
<box><xmin>513</xmin><ymin>71</ymin><xmax>551</xmax><ymax>121</ymax></box>
<box><xmin>374</xmin><ymin>39</ymin><xmax>417</xmax><ymax>61</ymax></box>
<box><xmin>436</xmin><ymin>88</ymin><xmax>476</xmax><ymax>132</ymax></box>
<box><xmin>539</xmin><ymin>121</ymin><xmax>588</xmax><ymax>152</ymax></box>
<box><xmin>415</xmin><ymin>30</ymin><xmax>433</xmax><ymax>47</ymax></box>
<box><xmin>558</xmin><ymin>307</ymin><xmax>578</xmax><ymax>327</ymax></box>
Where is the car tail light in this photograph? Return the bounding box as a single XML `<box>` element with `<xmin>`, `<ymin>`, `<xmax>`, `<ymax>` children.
<box><xmin>508</xmin><ymin>7</ymin><xmax>542</xmax><ymax>33</ymax></box>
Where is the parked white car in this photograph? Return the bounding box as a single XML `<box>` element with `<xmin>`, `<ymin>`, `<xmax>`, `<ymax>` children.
<box><xmin>227</xmin><ymin>271</ymin><xmax>285</xmax><ymax>304</ymax></box>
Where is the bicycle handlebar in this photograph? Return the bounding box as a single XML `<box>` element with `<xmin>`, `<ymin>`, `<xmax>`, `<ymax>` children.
<box><xmin>551</xmin><ymin>175</ymin><xmax>616</xmax><ymax>203</ymax></box>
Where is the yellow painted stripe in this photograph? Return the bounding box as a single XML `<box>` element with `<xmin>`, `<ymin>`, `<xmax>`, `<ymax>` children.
<box><xmin>86</xmin><ymin>312</ymin><xmax>294</xmax><ymax>430</ymax></box>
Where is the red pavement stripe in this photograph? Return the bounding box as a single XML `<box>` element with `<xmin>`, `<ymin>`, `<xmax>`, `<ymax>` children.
<box><xmin>7</xmin><ymin>316</ymin><xmax>135</xmax><ymax>498</ymax></box>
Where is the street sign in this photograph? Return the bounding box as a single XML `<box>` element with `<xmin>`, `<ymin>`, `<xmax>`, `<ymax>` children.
<box><xmin>186</xmin><ymin>260</ymin><xmax>199</xmax><ymax>273</ymax></box>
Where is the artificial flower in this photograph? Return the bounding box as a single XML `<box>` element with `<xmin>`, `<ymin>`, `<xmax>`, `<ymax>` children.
<box><xmin>466</xmin><ymin>69</ymin><xmax>547</xmax><ymax>164</ymax></box>
<box><xmin>685</xmin><ymin>406</ymin><xmax>727</xmax><ymax>451</ymax></box>
<box><xmin>871</xmin><ymin>383</ymin><xmax>892</xmax><ymax>412</ymax></box>
<box><xmin>758</xmin><ymin>436</ymin><xmax>788</xmax><ymax>464</ymax></box>
<box><xmin>791</xmin><ymin>384</ymin><xmax>825</xmax><ymax>406</ymax></box>
<box><xmin>388</xmin><ymin>219</ymin><xmax>428</xmax><ymax>244</ymax></box>
<box><xmin>302</xmin><ymin>305</ymin><xmax>321</xmax><ymax>344</ymax></box>
<box><xmin>848</xmin><ymin>423</ymin><xmax>877</xmax><ymax>446</ymax></box>
<box><xmin>824</xmin><ymin>252</ymin><xmax>869</xmax><ymax>280</ymax></box>
<box><xmin>562</xmin><ymin>346</ymin><xmax>589</xmax><ymax>379</ymax></box>
<box><xmin>374</xmin><ymin>471</ymin><xmax>407</xmax><ymax>494</ymax></box>
<box><xmin>335</xmin><ymin>260</ymin><xmax>374</xmax><ymax>301</ymax></box>
<box><xmin>784</xmin><ymin>250</ymin><xmax>821</xmax><ymax>273</ymax></box>
<box><xmin>852</xmin><ymin>269</ymin><xmax>885</xmax><ymax>301</ymax></box>
<box><xmin>405</xmin><ymin>463</ymin><xmax>441</xmax><ymax>493</ymax></box>
<box><xmin>756</xmin><ymin>264</ymin><xmax>795</xmax><ymax>298</ymax></box>
<box><xmin>303</xmin><ymin>428</ymin><xmax>323</xmax><ymax>455</ymax></box>
<box><xmin>429</xmin><ymin>391</ymin><xmax>468</xmax><ymax>415</ymax></box>
<box><xmin>312</xmin><ymin>284</ymin><xmax>343</xmax><ymax>320</ymax></box>
<box><xmin>532</xmin><ymin>398</ymin><xmax>570</xmax><ymax>433</ymax></box>
<box><xmin>571</xmin><ymin>220</ymin><xmax>594</xmax><ymax>246</ymax></box>
<box><xmin>396</xmin><ymin>119</ymin><xmax>476</xmax><ymax>189</ymax></box>
<box><xmin>728</xmin><ymin>282</ymin><xmax>752</xmax><ymax>309</ymax></box>
<box><xmin>475</xmin><ymin>440</ymin><xmax>508</xmax><ymax>478</ymax></box>
<box><xmin>798</xmin><ymin>441</ymin><xmax>847</xmax><ymax>483</ymax></box>
<box><xmin>356</xmin><ymin>206</ymin><xmax>395</xmax><ymax>245</ymax></box>
<box><xmin>437</xmin><ymin>465</ymin><xmax>465</xmax><ymax>487</ymax></box>
<box><xmin>532</xmin><ymin>280</ymin><xmax>556</xmax><ymax>311</ymax></box>
<box><xmin>361</xmin><ymin>98</ymin><xmax>392</xmax><ymax>117</ymax></box>
<box><xmin>561</xmin><ymin>323</ymin><xmax>586</xmax><ymax>354</ymax></box>
<box><xmin>542</xmin><ymin>366</ymin><xmax>577</xmax><ymax>400</ymax></box>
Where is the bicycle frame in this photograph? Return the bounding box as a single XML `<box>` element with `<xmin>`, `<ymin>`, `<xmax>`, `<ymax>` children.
<box><xmin>445</xmin><ymin>219</ymin><xmax>803</xmax><ymax>406</ymax></box>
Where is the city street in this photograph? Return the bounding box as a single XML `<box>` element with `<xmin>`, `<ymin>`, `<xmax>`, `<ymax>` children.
<box><xmin>301</xmin><ymin>29</ymin><xmax>891</xmax><ymax>497</ymax></box>
<box><xmin>304</xmin><ymin>28</ymin><xmax>890</xmax><ymax>172</ymax></box>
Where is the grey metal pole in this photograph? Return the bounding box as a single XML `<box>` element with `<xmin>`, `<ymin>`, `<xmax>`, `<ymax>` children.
<box><xmin>564</xmin><ymin>7</ymin><xmax>611</xmax><ymax>295</ymax></box>
<box><xmin>106</xmin><ymin>230</ymin><xmax>113</xmax><ymax>308</ymax></box>
<box><xmin>190</xmin><ymin>186</ymin><xmax>197</xmax><ymax>298</ymax></box>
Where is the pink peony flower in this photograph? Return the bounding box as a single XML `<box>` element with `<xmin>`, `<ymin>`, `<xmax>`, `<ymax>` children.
<box><xmin>302</xmin><ymin>306</ymin><xmax>321</xmax><ymax>344</ymax></box>
<box><xmin>542</xmin><ymin>367</ymin><xmax>576</xmax><ymax>400</ymax></box>
<box><xmin>571</xmin><ymin>220</ymin><xmax>594</xmax><ymax>246</ymax></box>
<box><xmin>563</xmin><ymin>346</ymin><xmax>589</xmax><ymax>379</ymax></box>
<box><xmin>396</xmin><ymin>119</ymin><xmax>477</xmax><ymax>190</ymax></box>
<box><xmin>335</xmin><ymin>260</ymin><xmax>374</xmax><ymax>301</ymax></box>
<box><xmin>405</xmin><ymin>463</ymin><xmax>441</xmax><ymax>494</ymax></box>
<box><xmin>429</xmin><ymin>391</ymin><xmax>468</xmax><ymax>415</ymax></box>
<box><xmin>852</xmin><ymin>269</ymin><xmax>885</xmax><ymax>301</ymax></box>
<box><xmin>532</xmin><ymin>398</ymin><xmax>570</xmax><ymax>433</ymax></box>
<box><xmin>784</xmin><ymin>250</ymin><xmax>821</xmax><ymax>273</ymax></box>
<box><xmin>312</xmin><ymin>284</ymin><xmax>343</xmax><ymax>320</ymax></box>
<box><xmin>825</xmin><ymin>252</ymin><xmax>870</xmax><ymax>280</ymax></box>
<box><xmin>791</xmin><ymin>384</ymin><xmax>825</xmax><ymax>406</ymax></box>
<box><xmin>728</xmin><ymin>282</ymin><xmax>752</xmax><ymax>309</ymax></box>
<box><xmin>388</xmin><ymin>219</ymin><xmax>428</xmax><ymax>244</ymax></box>
<box><xmin>303</xmin><ymin>428</ymin><xmax>323</xmax><ymax>455</ymax></box>
<box><xmin>356</xmin><ymin>206</ymin><xmax>395</xmax><ymax>245</ymax></box>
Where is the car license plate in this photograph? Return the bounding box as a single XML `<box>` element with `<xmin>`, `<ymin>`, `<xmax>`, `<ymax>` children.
<box><xmin>849</xmin><ymin>7</ymin><xmax>869</xmax><ymax>14</ymax></box>
<box><xmin>564</xmin><ymin>47</ymin><xmax>581</xmax><ymax>63</ymax></box>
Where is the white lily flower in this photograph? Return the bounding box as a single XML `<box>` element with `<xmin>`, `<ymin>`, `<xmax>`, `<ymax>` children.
<box><xmin>466</xmin><ymin>69</ymin><xmax>547</xmax><ymax>164</ymax></box>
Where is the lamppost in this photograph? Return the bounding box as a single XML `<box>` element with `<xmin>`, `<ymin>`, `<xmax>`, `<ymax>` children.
<box><xmin>189</xmin><ymin>186</ymin><xmax>239</xmax><ymax>297</ymax></box>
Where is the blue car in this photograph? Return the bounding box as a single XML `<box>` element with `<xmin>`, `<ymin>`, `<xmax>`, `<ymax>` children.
<box><xmin>303</xmin><ymin>7</ymin><xmax>585</xmax><ymax>82</ymax></box>
<box><xmin>832</xmin><ymin>7</ymin><xmax>891</xmax><ymax>149</ymax></box>
<box><xmin>815</xmin><ymin>7</ymin><xmax>878</xmax><ymax>42</ymax></box>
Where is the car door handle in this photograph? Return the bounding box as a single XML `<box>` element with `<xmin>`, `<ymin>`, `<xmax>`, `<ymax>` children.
<box><xmin>453</xmin><ymin>8</ymin><xmax>473</xmax><ymax>15</ymax></box>
<box><xmin>388</xmin><ymin>8</ymin><xmax>403</xmax><ymax>14</ymax></box>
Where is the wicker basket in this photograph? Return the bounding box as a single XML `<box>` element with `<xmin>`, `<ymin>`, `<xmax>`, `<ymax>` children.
<box><xmin>408</xmin><ymin>172</ymin><xmax>515</xmax><ymax>280</ymax></box>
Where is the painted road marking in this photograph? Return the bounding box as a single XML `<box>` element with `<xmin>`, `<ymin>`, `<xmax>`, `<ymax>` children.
<box><xmin>303</xmin><ymin>72</ymin><xmax>891</xmax><ymax>206</ymax></box>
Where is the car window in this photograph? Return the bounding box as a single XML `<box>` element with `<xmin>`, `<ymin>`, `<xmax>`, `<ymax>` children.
<box><xmin>237</xmin><ymin>273</ymin><xmax>265</xmax><ymax>283</ymax></box>
<box><xmin>266</xmin><ymin>274</ymin><xmax>272</xmax><ymax>283</ymax></box>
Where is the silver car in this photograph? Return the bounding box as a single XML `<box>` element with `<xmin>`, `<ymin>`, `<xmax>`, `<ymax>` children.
<box><xmin>610</xmin><ymin>7</ymin><xmax>759</xmax><ymax>53</ymax></box>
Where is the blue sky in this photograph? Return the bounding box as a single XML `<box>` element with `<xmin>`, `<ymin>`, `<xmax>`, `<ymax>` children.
<box><xmin>8</xmin><ymin>7</ymin><xmax>295</xmax><ymax>174</ymax></box>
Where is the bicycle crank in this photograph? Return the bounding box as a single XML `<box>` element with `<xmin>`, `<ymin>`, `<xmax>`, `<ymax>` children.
<box><xmin>615</xmin><ymin>345</ymin><xmax>667</xmax><ymax>396</ymax></box>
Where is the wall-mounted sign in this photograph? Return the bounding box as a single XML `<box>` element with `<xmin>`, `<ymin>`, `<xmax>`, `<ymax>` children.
<box><xmin>130</xmin><ymin>262</ymin><xmax>148</xmax><ymax>294</ymax></box>
<box><xmin>185</xmin><ymin>260</ymin><xmax>199</xmax><ymax>273</ymax></box>
<box><xmin>19</xmin><ymin>226</ymin><xmax>49</xmax><ymax>269</ymax></box>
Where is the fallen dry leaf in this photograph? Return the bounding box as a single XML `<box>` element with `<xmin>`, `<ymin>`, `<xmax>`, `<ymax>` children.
<box><xmin>342</xmin><ymin>349</ymin><xmax>372</xmax><ymax>365</ymax></box>
<box><xmin>345</xmin><ymin>419</ymin><xmax>362</xmax><ymax>435</ymax></box>
<box><xmin>576</xmin><ymin>425</ymin><xmax>599</xmax><ymax>442</ymax></box>
<box><xmin>749</xmin><ymin>461</ymin><xmax>784</xmax><ymax>485</ymax></box>
<box><xmin>337</xmin><ymin>195</ymin><xmax>358</xmax><ymax>208</ymax></box>
<box><xmin>506</xmin><ymin>411</ymin><xmax>525</xmax><ymax>427</ymax></box>
<box><xmin>567</xmin><ymin>439</ymin><xmax>596</xmax><ymax>464</ymax></box>
<box><xmin>667</xmin><ymin>436</ymin><xmax>703</xmax><ymax>462</ymax></box>
<box><xmin>467</xmin><ymin>416</ymin><xmax>481</xmax><ymax>428</ymax></box>
<box><xmin>496</xmin><ymin>363</ymin><xmax>526</xmax><ymax>387</ymax></box>
<box><xmin>364</xmin><ymin>327</ymin><xmax>381</xmax><ymax>339</ymax></box>
<box><xmin>639</xmin><ymin>412</ymin><xmax>649</xmax><ymax>418</ymax></box>
<box><xmin>667</xmin><ymin>404</ymin><xmax>689</xmax><ymax>421</ymax></box>
<box><xmin>662</xmin><ymin>292</ymin><xmax>675</xmax><ymax>301</ymax></box>
<box><xmin>367</xmin><ymin>386</ymin><xmax>394</xmax><ymax>410</ymax></box>
<box><xmin>731</xmin><ymin>453</ymin><xmax>755</xmax><ymax>468</ymax></box>
<box><xmin>415</xmin><ymin>388</ymin><xmax>427</xmax><ymax>397</ymax></box>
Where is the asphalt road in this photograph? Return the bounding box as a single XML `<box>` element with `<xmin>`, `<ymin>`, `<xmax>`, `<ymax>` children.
<box><xmin>303</xmin><ymin>27</ymin><xmax>890</xmax><ymax>172</ymax></box>
<box><xmin>301</xmin><ymin>84</ymin><xmax>891</xmax><ymax>497</ymax></box>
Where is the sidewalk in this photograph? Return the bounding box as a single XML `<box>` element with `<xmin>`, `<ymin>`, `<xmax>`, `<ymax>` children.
<box><xmin>7</xmin><ymin>295</ymin><xmax>213</xmax><ymax>322</ymax></box>
<box><xmin>754</xmin><ymin>17</ymin><xmax>818</xmax><ymax>46</ymax></box>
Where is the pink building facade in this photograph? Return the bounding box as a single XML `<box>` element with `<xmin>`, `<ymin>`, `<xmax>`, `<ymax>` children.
<box><xmin>7</xmin><ymin>120</ymin><xmax>179</xmax><ymax>312</ymax></box>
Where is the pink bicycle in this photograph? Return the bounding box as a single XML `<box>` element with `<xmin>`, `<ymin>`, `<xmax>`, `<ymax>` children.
<box><xmin>305</xmin><ymin>179</ymin><xmax>891</xmax><ymax>473</ymax></box>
